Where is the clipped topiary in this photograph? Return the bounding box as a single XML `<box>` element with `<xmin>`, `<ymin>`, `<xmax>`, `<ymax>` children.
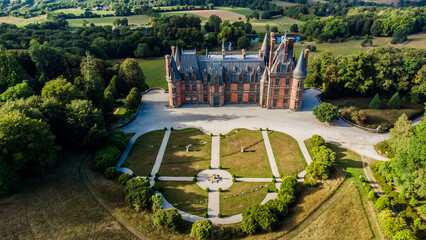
<box><xmin>118</xmin><ymin>173</ymin><xmax>133</xmax><ymax>185</ymax></box>
<box><xmin>191</xmin><ymin>219</ymin><xmax>213</xmax><ymax>239</ymax></box>
<box><xmin>104</xmin><ymin>167</ymin><xmax>116</xmax><ymax>179</ymax></box>
<box><xmin>310</xmin><ymin>135</ymin><xmax>325</xmax><ymax>147</ymax></box>
<box><xmin>369</xmin><ymin>93</ymin><xmax>381</xmax><ymax>109</ymax></box>
<box><xmin>387</xmin><ymin>92</ymin><xmax>401</xmax><ymax>109</ymax></box>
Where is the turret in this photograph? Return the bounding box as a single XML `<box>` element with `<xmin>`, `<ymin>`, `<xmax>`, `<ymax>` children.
<box><xmin>165</xmin><ymin>55</ymin><xmax>171</xmax><ymax>78</ymax></box>
<box><xmin>304</xmin><ymin>49</ymin><xmax>310</xmax><ymax>68</ymax></box>
<box><xmin>293</xmin><ymin>49</ymin><xmax>307</xmax><ymax>76</ymax></box>
<box><xmin>222</xmin><ymin>38</ymin><xmax>226</xmax><ymax>59</ymax></box>
<box><xmin>268</xmin><ymin>32</ymin><xmax>275</xmax><ymax>70</ymax></box>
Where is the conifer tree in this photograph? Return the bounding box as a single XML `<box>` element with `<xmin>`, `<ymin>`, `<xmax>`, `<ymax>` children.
<box><xmin>369</xmin><ymin>93</ymin><xmax>381</xmax><ymax>109</ymax></box>
<box><xmin>387</xmin><ymin>92</ymin><xmax>401</xmax><ymax>109</ymax></box>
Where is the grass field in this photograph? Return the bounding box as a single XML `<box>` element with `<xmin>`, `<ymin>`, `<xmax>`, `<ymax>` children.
<box><xmin>325</xmin><ymin>97</ymin><xmax>424</xmax><ymax>130</ymax></box>
<box><xmin>271</xmin><ymin>0</ymin><xmax>300</xmax><ymax>7</ymax></box>
<box><xmin>268</xmin><ymin>130</ymin><xmax>306</xmax><ymax>176</ymax></box>
<box><xmin>159</xmin><ymin>128</ymin><xmax>211</xmax><ymax>176</ymax></box>
<box><xmin>154</xmin><ymin>181</ymin><xmax>208</xmax><ymax>216</ymax></box>
<box><xmin>0</xmin><ymin>15</ymin><xmax>47</xmax><ymax>27</ymax></box>
<box><xmin>138</xmin><ymin>57</ymin><xmax>168</xmax><ymax>89</ymax></box>
<box><xmin>67</xmin><ymin>14</ymin><xmax>151</xmax><ymax>27</ymax></box>
<box><xmin>306</xmin><ymin>33</ymin><xmax>426</xmax><ymax>56</ymax></box>
<box><xmin>0</xmin><ymin>152</ymin><xmax>134</xmax><ymax>239</ymax></box>
<box><xmin>161</xmin><ymin>11</ymin><xmax>208</xmax><ymax>21</ymax></box>
<box><xmin>52</xmin><ymin>8</ymin><xmax>112</xmax><ymax>16</ymax></box>
<box><xmin>220</xmin><ymin>129</ymin><xmax>271</xmax><ymax>178</ymax></box>
<box><xmin>125</xmin><ymin>130</ymin><xmax>165</xmax><ymax>176</ymax></box>
<box><xmin>294</xmin><ymin>183</ymin><xmax>374</xmax><ymax>240</ymax></box>
<box><xmin>215</xmin><ymin>6</ymin><xmax>258</xmax><ymax>16</ymax></box>
<box><xmin>220</xmin><ymin>182</ymin><xmax>268</xmax><ymax>216</ymax></box>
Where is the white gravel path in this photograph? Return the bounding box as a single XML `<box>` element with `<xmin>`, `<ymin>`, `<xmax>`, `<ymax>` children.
<box><xmin>262</xmin><ymin>130</ymin><xmax>280</xmax><ymax>178</ymax></box>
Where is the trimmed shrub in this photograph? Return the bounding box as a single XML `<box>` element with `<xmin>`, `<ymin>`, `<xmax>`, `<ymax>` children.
<box><xmin>153</xmin><ymin>209</ymin><xmax>182</xmax><ymax>231</ymax></box>
<box><xmin>118</xmin><ymin>173</ymin><xmax>133</xmax><ymax>185</ymax></box>
<box><xmin>218</xmin><ymin>165</ymin><xmax>222</xmax><ymax>170</ymax></box>
<box><xmin>241</xmin><ymin>204</ymin><xmax>279</xmax><ymax>234</ymax></box>
<box><xmin>94</xmin><ymin>146</ymin><xmax>121</xmax><ymax>171</ymax></box>
<box><xmin>218</xmin><ymin>188</ymin><xmax>222</xmax><ymax>192</ymax></box>
<box><xmin>205</xmin><ymin>187</ymin><xmax>210</xmax><ymax>192</ymax></box>
<box><xmin>310</xmin><ymin>135</ymin><xmax>325</xmax><ymax>147</ymax></box>
<box><xmin>107</xmin><ymin>128</ymin><xmax>129</xmax><ymax>151</ymax></box>
<box><xmin>313</xmin><ymin>103</ymin><xmax>339</xmax><ymax>122</ymax></box>
<box><xmin>104</xmin><ymin>167</ymin><xmax>116</xmax><ymax>179</ymax></box>
<box><xmin>124</xmin><ymin>177</ymin><xmax>153</xmax><ymax>211</ymax></box>
<box><xmin>191</xmin><ymin>219</ymin><xmax>213</xmax><ymax>239</ymax></box>
<box><xmin>203</xmin><ymin>212</ymin><xmax>208</xmax><ymax>218</ymax></box>
<box><xmin>218</xmin><ymin>213</ymin><xmax>222</xmax><ymax>218</ymax></box>
<box><xmin>306</xmin><ymin>161</ymin><xmax>330</xmax><ymax>180</ymax></box>
<box><xmin>387</xmin><ymin>92</ymin><xmax>401</xmax><ymax>109</ymax></box>
<box><xmin>152</xmin><ymin>193</ymin><xmax>163</xmax><ymax>212</ymax></box>
<box><xmin>369</xmin><ymin>93</ymin><xmax>381</xmax><ymax>109</ymax></box>
<box><xmin>280</xmin><ymin>176</ymin><xmax>299</xmax><ymax>196</ymax></box>
<box><xmin>193</xmin><ymin>177</ymin><xmax>197</xmax><ymax>182</ymax></box>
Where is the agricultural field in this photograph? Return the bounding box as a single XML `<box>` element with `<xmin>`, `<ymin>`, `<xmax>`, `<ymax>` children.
<box><xmin>67</xmin><ymin>14</ymin><xmax>151</xmax><ymax>27</ymax></box>
<box><xmin>159</xmin><ymin>128</ymin><xmax>211</xmax><ymax>176</ymax></box>
<box><xmin>0</xmin><ymin>15</ymin><xmax>47</xmax><ymax>27</ymax></box>
<box><xmin>220</xmin><ymin>129</ymin><xmax>271</xmax><ymax>178</ymax></box>
<box><xmin>52</xmin><ymin>8</ymin><xmax>112</xmax><ymax>15</ymax></box>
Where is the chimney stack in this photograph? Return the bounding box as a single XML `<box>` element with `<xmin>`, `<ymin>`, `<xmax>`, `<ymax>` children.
<box><xmin>288</xmin><ymin>37</ymin><xmax>295</xmax><ymax>51</ymax></box>
<box><xmin>304</xmin><ymin>49</ymin><xmax>310</xmax><ymax>68</ymax></box>
<box><xmin>171</xmin><ymin>46</ymin><xmax>176</xmax><ymax>57</ymax></box>
<box><xmin>258</xmin><ymin>49</ymin><xmax>263</xmax><ymax>58</ymax></box>
<box><xmin>268</xmin><ymin>32</ymin><xmax>275</xmax><ymax>70</ymax></box>
<box><xmin>165</xmin><ymin>55</ymin><xmax>171</xmax><ymax>78</ymax></box>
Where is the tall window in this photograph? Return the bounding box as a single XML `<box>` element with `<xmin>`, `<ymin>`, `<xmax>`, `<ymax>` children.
<box><xmin>238</xmin><ymin>84</ymin><xmax>243</xmax><ymax>91</ymax></box>
<box><xmin>273</xmin><ymin>99</ymin><xmax>278</xmax><ymax>108</ymax></box>
<box><xmin>275</xmin><ymin>79</ymin><xmax>280</xmax><ymax>86</ymax></box>
<box><xmin>186</xmin><ymin>84</ymin><xmax>190</xmax><ymax>91</ymax></box>
<box><xmin>237</xmin><ymin>94</ymin><xmax>242</xmax><ymax>102</ymax></box>
<box><xmin>192</xmin><ymin>83</ymin><xmax>197</xmax><ymax>91</ymax></box>
<box><xmin>274</xmin><ymin>89</ymin><xmax>279</xmax><ymax>96</ymax></box>
<box><xmin>297</xmin><ymin>80</ymin><xmax>303</xmax><ymax>88</ymax></box>
<box><xmin>284</xmin><ymin>89</ymin><xmax>289</xmax><ymax>95</ymax></box>
<box><xmin>285</xmin><ymin>79</ymin><xmax>290</xmax><ymax>86</ymax></box>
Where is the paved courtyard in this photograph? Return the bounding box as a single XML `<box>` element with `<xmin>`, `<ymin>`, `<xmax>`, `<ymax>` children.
<box><xmin>116</xmin><ymin>88</ymin><xmax>390</xmax><ymax>225</ymax></box>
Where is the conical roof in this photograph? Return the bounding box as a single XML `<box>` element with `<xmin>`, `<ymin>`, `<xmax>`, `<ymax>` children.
<box><xmin>175</xmin><ymin>45</ymin><xmax>181</xmax><ymax>68</ymax></box>
<box><xmin>170</xmin><ymin>56</ymin><xmax>181</xmax><ymax>79</ymax></box>
<box><xmin>260</xmin><ymin>33</ymin><xmax>269</xmax><ymax>54</ymax></box>
<box><xmin>293</xmin><ymin>49</ymin><xmax>307</xmax><ymax>76</ymax></box>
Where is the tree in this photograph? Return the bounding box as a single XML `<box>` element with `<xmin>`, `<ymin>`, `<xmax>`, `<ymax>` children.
<box><xmin>378</xmin><ymin>210</ymin><xmax>407</xmax><ymax>237</ymax></box>
<box><xmin>134</xmin><ymin>43</ymin><xmax>150</xmax><ymax>58</ymax></box>
<box><xmin>306</xmin><ymin>161</ymin><xmax>330</xmax><ymax>180</ymax></box>
<box><xmin>94</xmin><ymin>146</ymin><xmax>121</xmax><ymax>171</ymax></box>
<box><xmin>0</xmin><ymin>112</ymin><xmax>59</xmax><ymax>176</ymax></box>
<box><xmin>241</xmin><ymin>204</ymin><xmax>278</xmax><ymax>234</ymax></box>
<box><xmin>375</xmin><ymin>196</ymin><xmax>390</xmax><ymax>212</ymax></box>
<box><xmin>0</xmin><ymin>45</ymin><xmax>26</xmax><ymax>92</ymax></box>
<box><xmin>28</xmin><ymin>41</ymin><xmax>64</xmax><ymax>79</ymax></box>
<box><xmin>391</xmin><ymin>28</ymin><xmax>409</xmax><ymax>44</ymax></box>
<box><xmin>279</xmin><ymin>176</ymin><xmax>299</xmax><ymax>196</ymax></box>
<box><xmin>313</xmin><ymin>103</ymin><xmax>339</xmax><ymax>122</ymax></box>
<box><xmin>237</xmin><ymin>36</ymin><xmax>250</xmax><ymax>50</ymax></box>
<box><xmin>118</xmin><ymin>58</ymin><xmax>146</xmax><ymax>95</ymax></box>
<box><xmin>369</xmin><ymin>93</ymin><xmax>381</xmax><ymax>109</ymax></box>
<box><xmin>152</xmin><ymin>193</ymin><xmax>163</xmax><ymax>212</ymax></box>
<box><xmin>78</xmin><ymin>54</ymin><xmax>105</xmax><ymax>107</ymax></box>
<box><xmin>41</xmin><ymin>77</ymin><xmax>83</xmax><ymax>104</ymax></box>
<box><xmin>105</xmin><ymin>75</ymin><xmax>118</xmax><ymax>99</ymax></box>
<box><xmin>0</xmin><ymin>82</ymin><xmax>34</xmax><ymax>103</ymax></box>
<box><xmin>125</xmin><ymin>87</ymin><xmax>141</xmax><ymax>111</ymax></box>
<box><xmin>102</xmin><ymin>90</ymin><xmax>115</xmax><ymax>114</ymax></box>
<box><xmin>190</xmin><ymin>219</ymin><xmax>214</xmax><ymax>239</ymax></box>
<box><xmin>104</xmin><ymin>167</ymin><xmax>116</xmax><ymax>178</ymax></box>
<box><xmin>388</xmin><ymin>92</ymin><xmax>401</xmax><ymax>109</ymax></box>
<box><xmin>252</xmin><ymin>11</ymin><xmax>259</xmax><ymax>20</ymax></box>
<box><xmin>270</xmin><ymin>26</ymin><xmax>278</xmax><ymax>33</ymax></box>
<box><xmin>393</xmin><ymin>229</ymin><xmax>416</xmax><ymax>240</ymax></box>
<box><xmin>290</xmin><ymin>24</ymin><xmax>299</xmax><ymax>32</ymax></box>
<box><xmin>65</xmin><ymin>99</ymin><xmax>106</xmax><ymax>147</ymax></box>
<box><xmin>0</xmin><ymin>158</ymin><xmax>20</xmax><ymax>197</ymax></box>
<box><xmin>310</xmin><ymin>135</ymin><xmax>325</xmax><ymax>147</ymax></box>
<box><xmin>388</xmin><ymin>114</ymin><xmax>412</xmax><ymax>153</ymax></box>
<box><xmin>118</xmin><ymin>173</ymin><xmax>133</xmax><ymax>185</ymax></box>
<box><xmin>153</xmin><ymin>209</ymin><xmax>182</xmax><ymax>231</ymax></box>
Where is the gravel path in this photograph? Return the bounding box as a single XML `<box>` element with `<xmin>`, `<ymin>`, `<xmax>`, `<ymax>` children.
<box><xmin>262</xmin><ymin>130</ymin><xmax>280</xmax><ymax>178</ymax></box>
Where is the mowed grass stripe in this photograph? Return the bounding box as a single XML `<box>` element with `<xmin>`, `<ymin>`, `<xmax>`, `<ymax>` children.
<box><xmin>125</xmin><ymin>130</ymin><xmax>165</xmax><ymax>176</ymax></box>
<box><xmin>268</xmin><ymin>130</ymin><xmax>306</xmax><ymax>176</ymax></box>
<box><xmin>159</xmin><ymin>128</ymin><xmax>211</xmax><ymax>176</ymax></box>
<box><xmin>154</xmin><ymin>181</ymin><xmax>208</xmax><ymax>217</ymax></box>
<box><xmin>220</xmin><ymin>182</ymin><xmax>269</xmax><ymax>217</ymax></box>
<box><xmin>220</xmin><ymin>128</ymin><xmax>271</xmax><ymax>178</ymax></box>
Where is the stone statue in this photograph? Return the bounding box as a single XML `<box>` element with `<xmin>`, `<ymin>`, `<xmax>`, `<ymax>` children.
<box><xmin>186</xmin><ymin>144</ymin><xmax>192</xmax><ymax>152</ymax></box>
<box><xmin>241</xmin><ymin>146</ymin><xmax>245</xmax><ymax>152</ymax></box>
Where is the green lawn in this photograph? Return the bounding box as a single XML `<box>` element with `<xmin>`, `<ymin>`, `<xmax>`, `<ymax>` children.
<box><xmin>325</xmin><ymin>97</ymin><xmax>424</xmax><ymax>131</ymax></box>
<box><xmin>154</xmin><ymin>181</ymin><xmax>208</xmax><ymax>216</ymax></box>
<box><xmin>161</xmin><ymin>11</ymin><xmax>208</xmax><ymax>21</ymax></box>
<box><xmin>220</xmin><ymin>129</ymin><xmax>271</xmax><ymax>178</ymax></box>
<box><xmin>268</xmin><ymin>131</ymin><xmax>306</xmax><ymax>176</ymax></box>
<box><xmin>67</xmin><ymin>14</ymin><xmax>151</xmax><ymax>27</ymax></box>
<box><xmin>159</xmin><ymin>128</ymin><xmax>211</xmax><ymax>176</ymax></box>
<box><xmin>125</xmin><ymin>130</ymin><xmax>165</xmax><ymax>176</ymax></box>
<box><xmin>114</xmin><ymin>107</ymin><xmax>126</xmax><ymax>115</ymax></box>
<box><xmin>52</xmin><ymin>8</ymin><xmax>112</xmax><ymax>16</ymax></box>
<box><xmin>138</xmin><ymin>58</ymin><xmax>167</xmax><ymax>89</ymax></box>
<box><xmin>220</xmin><ymin>182</ymin><xmax>269</xmax><ymax>216</ymax></box>
<box><xmin>250</xmin><ymin>16</ymin><xmax>302</xmax><ymax>33</ymax></box>
<box><xmin>215</xmin><ymin>6</ymin><xmax>258</xmax><ymax>16</ymax></box>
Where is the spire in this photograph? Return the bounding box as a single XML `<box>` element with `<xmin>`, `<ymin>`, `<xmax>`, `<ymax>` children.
<box><xmin>260</xmin><ymin>33</ymin><xmax>269</xmax><ymax>54</ymax></box>
<box><xmin>222</xmin><ymin>38</ymin><xmax>225</xmax><ymax>52</ymax></box>
<box><xmin>170</xmin><ymin>56</ymin><xmax>181</xmax><ymax>79</ymax></box>
<box><xmin>205</xmin><ymin>47</ymin><xmax>208</xmax><ymax>57</ymax></box>
<box><xmin>175</xmin><ymin>45</ymin><xmax>180</xmax><ymax>68</ymax></box>
<box><xmin>293</xmin><ymin>48</ymin><xmax>307</xmax><ymax>76</ymax></box>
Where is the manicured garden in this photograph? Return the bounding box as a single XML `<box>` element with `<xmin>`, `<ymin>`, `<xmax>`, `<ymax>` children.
<box><xmin>325</xmin><ymin>97</ymin><xmax>424</xmax><ymax>130</ymax></box>
<box><xmin>219</xmin><ymin>182</ymin><xmax>270</xmax><ymax>217</ymax></box>
<box><xmin>220</xmin><ymin>129</ymin><xmax>271</xmax><ymax>178</ymax></box>
<box><xmin>159</xmin><ymin>128</ymin><xmax>211</xmax><ymax>176</ymax></box>
<box><xmin>124</xmin><ymin>130</ymin><xmax>165</xmax><ymax>176</ymax></box>
<box><xmin>154</xmin><ymin>181</ymin><xmax>208</xmax><ymax>216</ymax></box>
<box><xmin>268</xmin><ymin>130</ymin><xmax>306</xmax><ymax>176</ymax></box>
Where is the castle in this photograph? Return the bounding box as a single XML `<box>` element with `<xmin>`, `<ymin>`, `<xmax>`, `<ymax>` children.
<box><xmin>165</xmin><ymin>32</ymin><xmax>309</xmax><ymax>111</ymax></box>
